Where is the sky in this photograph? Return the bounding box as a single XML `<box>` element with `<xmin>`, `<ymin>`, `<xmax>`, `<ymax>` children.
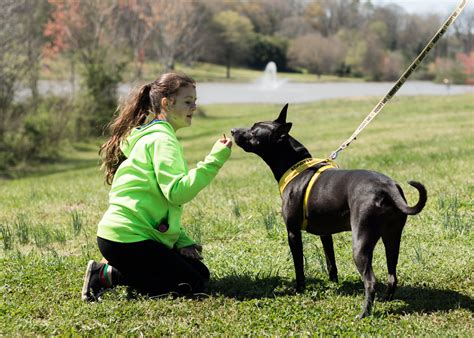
<box><xmin>369</xmin><ymin>0</ymin><xmax>473</xmax><ymax>15</ymax></box>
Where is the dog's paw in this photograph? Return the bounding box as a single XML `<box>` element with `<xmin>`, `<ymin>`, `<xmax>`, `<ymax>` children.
<box><xmin>357</xmin><ymin>308</ymin><xmax>372</xmax><ymax>319</ymax></box>
<box><xmin>380</xmin><ymin>293</ymin><xmax>394</xmax><ymax>302</ymax></box>
<box><xmin>295</xmin><ymin>284</ymin><xmax>306</xmax><ymax>294</ymax></box>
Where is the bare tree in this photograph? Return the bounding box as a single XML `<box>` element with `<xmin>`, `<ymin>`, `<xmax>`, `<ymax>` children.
<box><xmin>235</xmin><ymin>0</ymin><xmax>293</xmax><ymax>35</ymax></box>
<box><xmin>115</xmin><ymin>0</ymin><xmax>151</xmax><ymax>80</ymax></box>
<box><xmin>454</xmin><ymin>8</ymin><xmax>474</xmax><ymax>53</ymax></box>
<box><xmin>304</xmin><ymin>0</ymin><xmax>361</xmax><ymax>37</ymax></box>
<box><xmin>398</xmin><ymin>13</ymin><xmax>442</xmax><ymax>59</ymax></box>
<box><xmin>141</xmin><ymin>0</ymin><xmax>209</xmax><ymax>71</ymax></box>
<box><xmin>288</xmin><ymin>33</ymin><xmax>347</xmax><ymax>77</ymax></box>
<box><xmin>0</xmin><ymin>0</ymin><xmax>29</xmax><ymax>138</ymax></box>
<box><xmin>47</xmin><ymin>0</ymin><xmax>129</xmax><ymax>135</ymax></box>
<box><xmin>22</xmin><ymin>0</ymin><xmax>51</xmax><ymax>103</ymax></box>
<box><xmin>0</xmin><ymin>0</ymin><xmax>50</xmax><ymax>111</ymax></box>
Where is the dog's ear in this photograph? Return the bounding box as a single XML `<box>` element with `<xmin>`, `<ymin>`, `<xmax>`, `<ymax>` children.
<box><xmin>273</xmin><ymin>122</ymin><xmax>292</xmax><ymax>142</ymax></box>
<box><xmin>274</xmin><ymin>103</ymin><xmax>289</xmax><ymax>124</ymax></box>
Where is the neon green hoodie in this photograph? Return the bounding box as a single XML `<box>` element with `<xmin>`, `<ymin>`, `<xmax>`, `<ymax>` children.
<box><xmin>97</xmin><ymin>120</ymin><xmax>231</xmax><ymax>249</ymax></box>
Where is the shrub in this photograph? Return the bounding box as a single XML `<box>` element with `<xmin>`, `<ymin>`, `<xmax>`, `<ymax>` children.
<box><xmin>247</xmin><ymin>34</ymin><xmax>289</xmax><ymax>71</ymax></box>
<box><xmin>79</xmin><ymin>59</ymin><xmax>125</xmax><ymax>136</ymax></box>
<box><xmin>379</xmin><ymin>51</ymin><xmax>405</xmax><ymax>81</ymax></box>
<box><xmin>288</xmin><ymin>33</ymin><xmax>347</xmax><ymax>76</ymax></box>
<box><xmin>0</xmin><ymin>96</ymin><xmax>73</xmax><ymax>175</ymax></box>
<box><xmin>430</xmin><ymin>57</ymin><xmax>469</xmax><ymax>85</ymax></box>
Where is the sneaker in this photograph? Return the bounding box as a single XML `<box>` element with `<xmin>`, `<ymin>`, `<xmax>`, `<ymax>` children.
<box><xmin>81</xmin><ymin>260</ymin><xmax>108</xmax><ymax>301</ymax></box>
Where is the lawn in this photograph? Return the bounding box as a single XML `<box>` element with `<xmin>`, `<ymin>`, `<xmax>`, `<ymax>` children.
<box><xmin>41</xmin><ymin>57</ymin><xmax>360</xmax><ymax>83</ymax></box>
<box><xmin>1</xmin><ymin>94</ymin><xmax>473</xmax><ymax>335</ymax></box>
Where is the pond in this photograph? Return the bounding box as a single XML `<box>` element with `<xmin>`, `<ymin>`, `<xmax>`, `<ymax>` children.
<box><xmin>193</xmin><ymin>80</ymin><xmax>473</xmax><ymax>104</ymax></box>
<box><xmin>18</xmin><ymin>79</ymin><xmax>473</xmax><ymax>104</ymax></box>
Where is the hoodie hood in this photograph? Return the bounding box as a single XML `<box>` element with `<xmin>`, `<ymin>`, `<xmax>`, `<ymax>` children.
<box><xmin>121</xmin><ymin>120</ymin><xmax>172</xmax><ymax>158</ymax></box>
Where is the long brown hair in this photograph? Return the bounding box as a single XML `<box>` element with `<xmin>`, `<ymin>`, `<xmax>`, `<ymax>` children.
<box><xmin>99</xmin><ymin>72</ymin><xmax>196</xmax><ymax>185</ymax></box>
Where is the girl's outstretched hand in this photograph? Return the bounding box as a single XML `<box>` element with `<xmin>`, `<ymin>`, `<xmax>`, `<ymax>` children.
<box><xmin>220</xmin><ymin>133</ymin><xmax>233</xmax><ymax>148</ymax></box>
<box><xmin>178</xmin><ymin>244</ymin><xmax>203</xmax><ymax>260</ymax></box>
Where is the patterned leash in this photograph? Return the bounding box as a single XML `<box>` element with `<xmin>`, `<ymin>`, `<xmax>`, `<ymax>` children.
<box><xmin>329</xmin><ymin>0</ymin><xmax>470</xmax><ymax>160</ymax></box>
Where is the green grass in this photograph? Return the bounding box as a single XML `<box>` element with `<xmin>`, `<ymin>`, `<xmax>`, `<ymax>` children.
<box><xmin>41</xmin><ymin>57</ymin><xmax>360</xmax><ymax>83</ymax></box>
<box><xmin>1</xmin><ymin>94</ymin><xmax>473</xmax><ymax>335</ymax></box>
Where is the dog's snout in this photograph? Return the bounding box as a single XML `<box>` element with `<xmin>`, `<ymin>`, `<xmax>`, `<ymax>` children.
<box><xmin>231</xmin><ymin>128</ymin><xmax>237</xmax><ymax>136</ymax></box>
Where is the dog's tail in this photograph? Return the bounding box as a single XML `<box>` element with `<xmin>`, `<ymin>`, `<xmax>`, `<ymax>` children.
<box><xmin>391</xmin><ymin>181</ymin><xmax>427</xmax><ymax>215</ymax></box>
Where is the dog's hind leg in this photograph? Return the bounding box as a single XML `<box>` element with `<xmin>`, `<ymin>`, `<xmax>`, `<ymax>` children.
<box><xmin>320</xmin><ymin>235</ymin><xmax>338</xmax><ymax>282</ymax></box>
<box><xmin>351</xmin><ymin>210</ymin><xmax>380</xmax><ymax>319</ymax></box>
<box><xmin>381</xmin><ymin>216</ymin><xmax>406</xmax><ymax>301</ymax></box>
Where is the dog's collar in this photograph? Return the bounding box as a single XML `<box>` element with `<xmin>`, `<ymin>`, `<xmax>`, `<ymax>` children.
<box><xmin>279</xmin><ymin>158</ymin><xmax>330</xmax><ymax>195</ymax></box>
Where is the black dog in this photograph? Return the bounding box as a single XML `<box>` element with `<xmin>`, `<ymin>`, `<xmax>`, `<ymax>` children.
<box><xmin>231</xmin><ymin>104</ymin><xmax>427</xmax><ymax>318</ymax></box>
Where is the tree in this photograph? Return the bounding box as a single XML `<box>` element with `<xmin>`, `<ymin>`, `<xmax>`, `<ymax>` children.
<box><xmin>276</xmin><ymin>16</ymin><xmax>313</xmax><ymax>39</ymax></box>
<box><xmin>114</xmin><ymin>1</ymin><xmax>150</xmax><ymax>80</ymax></box>
<box><xmin>0</xmin><ymin>0</ymin><xmax>62</xmax><ymax>170</ymax></box>
<box><xmin>0</xmin><ymin>0</ymin><xmax>29</xmax><ymax>139</ymax></box>
<box><xmin>304</xmin><ymin>0</ymin><xmax>361</xmax><ymax>37</ymax></box>
<box><xmin>46</xmin><ymin>0</ymin><xmax>129</xmax><ymax>135</ymax></box>
<box><xmin>0</xmin><ymin>0</ymin><xmax>50</xmax><ymax>111</ymax></box>
<box><xmin>135</xmin><ymin>0</ymin><xmax>209</xmax><ymax>72</ymax></box>
<box><xmin>248</xmin><ymin>34</ymin><xmax>288</xmax><ymax>71</ymax></box>
<box><xmin>457</xmin><ymin>51</ymin><xmax>474</xmax><ymax>84</ymax></box>
<box><xmin>43</xmin><ymin>0</ymin><xmax>78</xmax><ymax>95</ymax></box>
<box><xmin>23</xmin><ymin>0</ymin><xmax>52</xmax><ymax>103</ymax></box>
<box><xmin>453</xmin><ymin>8</ymin><xmax>474</xmax><ymax>54</ymax></box>
<box><xmin>380</xmin><ymin>50</ymin><xmax>404</xmax><ymax>81</ymax></box>
<box><xmin>288</xmin><ymin>33</ymin><xmax>347</xmax><ymax>76</ymax></box>
<box><xmin>212</xmin><ymin>10</ymin><xmax>255</xmax><ymax>79</ymax></box>
<box><xmin>398</xmin><ymin>13</ymin><xmax>442</xmax><ymax>60</ymax></box>
<box><xmin>235</xmin><ymin>0</ymin><xmax>293</xmax><ymax>35</ymax></box>
<box><xmin>372</xmin><ymin>4</ymin><xmax>405</xmax><ymax>50</ymax></box>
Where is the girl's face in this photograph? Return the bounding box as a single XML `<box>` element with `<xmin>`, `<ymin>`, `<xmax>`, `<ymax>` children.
<box><xmin>164</xmin><ymin>84</ymin><xmax>197</xmax><ymax>131</ymax></box>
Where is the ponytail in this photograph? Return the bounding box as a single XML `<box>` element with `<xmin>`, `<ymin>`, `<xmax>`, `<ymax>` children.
<box><xmin>99</xmin><ymin>83</ymin><xmax>152</xmax><ymax>185</ymax></box>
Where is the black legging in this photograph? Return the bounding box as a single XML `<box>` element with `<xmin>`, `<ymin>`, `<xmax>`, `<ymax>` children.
<box><xmin>97</xmin><ymin>237</ymin><xmax>210</xmax><ymax>297</ymax></box>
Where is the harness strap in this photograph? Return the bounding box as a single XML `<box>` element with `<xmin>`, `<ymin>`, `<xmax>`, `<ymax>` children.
<box><xmin>279</xmin><ymin>158</ymin><xmax>327</xmax><ymax>195</ymax></box>
<box><xmin>301</xmin><ymin>164</ymin><xmax>335</xmax><ymax>230</ymax></box>
<box><xmin>279</xmin><ymin>158</ymin><xmax>337</xmax><ymax>230</ymax></box>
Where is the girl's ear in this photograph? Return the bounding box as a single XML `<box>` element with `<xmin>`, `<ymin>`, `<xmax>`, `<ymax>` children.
<box><xmin>161</xmin><ymin>97</ymin><xmax>168</xmax><ymax>111</ymax></box>
<box><xmin>161</xmin><ymin>97</ymin><xmax>175</xmax><ymax>112</ymax></box>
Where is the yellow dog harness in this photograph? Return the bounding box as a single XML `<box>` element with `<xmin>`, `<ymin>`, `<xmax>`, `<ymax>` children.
<box><xmin>278</xmin><ymin>158</ymin><xmax>337</xmax><ymax>230</ymax></box>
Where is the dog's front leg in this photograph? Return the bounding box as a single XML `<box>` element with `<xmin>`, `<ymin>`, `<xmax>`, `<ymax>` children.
<box><xmin>320</xmin><ymin>235</ymin><xmax>338</xmax><ymax>282</ymax></box>
<box><xmin>287</xmin><ymin>227</ymin><xmax>305</xmax><ymax>292</ymax></box>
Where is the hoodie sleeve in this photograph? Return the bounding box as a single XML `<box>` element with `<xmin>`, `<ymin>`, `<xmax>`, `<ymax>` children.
<box><xmin>175</xmin><ymin>227</ymin><xmax>197</xmax><ymax>249</ymax></box>
<box><xmin>152</xmin><ymin>134</ymin><xmax>231</xmax><ymax>206</ymax></box>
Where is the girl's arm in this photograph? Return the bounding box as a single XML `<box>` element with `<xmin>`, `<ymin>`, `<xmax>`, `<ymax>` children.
<box><xmin>152</xmin><ymin>135</ymin><xmax>231</xmax><ymax>206</ymax></box>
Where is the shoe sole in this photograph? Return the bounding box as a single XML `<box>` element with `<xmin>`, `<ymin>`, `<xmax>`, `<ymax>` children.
<box><xmin>81</xmin><ymin>260</ymin><xmax>95</xmax><ymax>301</ymax></box>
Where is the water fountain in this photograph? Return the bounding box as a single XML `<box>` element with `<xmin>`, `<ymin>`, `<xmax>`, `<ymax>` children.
<box><xmin>257</xmin><ymin>61</ymin><xmax>286</xmax><ymax>90</ymax></box>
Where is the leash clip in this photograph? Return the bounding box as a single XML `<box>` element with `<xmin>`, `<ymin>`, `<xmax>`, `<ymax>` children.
<box><xmin>329</xmin><ymin>150</ymin><xmax>339</xmax><ymax>160</ymax></box>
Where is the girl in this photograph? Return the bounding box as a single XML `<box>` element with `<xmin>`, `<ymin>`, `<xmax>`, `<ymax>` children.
<box><xmin>81</xmin><ymin>72</ymin><xmax>232</xmax><ymax>301</ymax></box>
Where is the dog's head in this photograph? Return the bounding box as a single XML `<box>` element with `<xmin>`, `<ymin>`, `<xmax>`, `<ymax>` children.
<box><xmin>231</xmin><ymin>104</ymin><xmax>292</xmax><ymax>156</ymax></box>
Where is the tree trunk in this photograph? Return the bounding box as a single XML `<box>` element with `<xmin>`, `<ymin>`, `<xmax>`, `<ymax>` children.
<box><xmin>226</xmin><ymin>57</ymin><xmax>231</xmax><ymax>79</ymax></box>
<box><xmin>27</xmin><ymin>39</ymin><xmax>39</xmax><ymax>108</ymax></box>
<box><xmin>29</xmin><ymin>72</ymin><xmax>39</xmax><ymax>103</ymax></box>
<box><xmin>134</xmin><ymin>48</ymin><xmax>144</xmax><ymax>80</ymax></box>
<box><xmin>69</xmin><ymin>57</ymin><xmax>76</xmax><ymax>98</ymax></box>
